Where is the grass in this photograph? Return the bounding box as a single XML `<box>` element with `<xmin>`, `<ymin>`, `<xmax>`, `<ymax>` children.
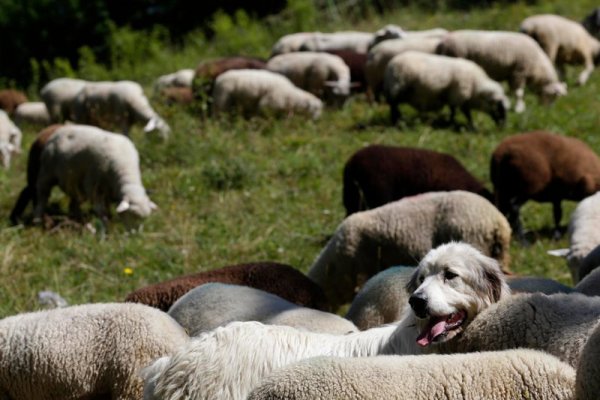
<box><xmin>1</xmin><ymin>0</ymin><xmax>598</xmax><ymax>317</ymax></box>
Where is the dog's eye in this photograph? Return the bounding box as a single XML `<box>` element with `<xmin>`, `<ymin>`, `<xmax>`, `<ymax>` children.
<box><xmin>419</xmin><ymin>275</ymin><xmax>425</xmax><ymax>283</ymax></box>
<box><xmin>444</xmin><ymin>270</ymin><xmax>458</xmax><ymax>281</ymax></box>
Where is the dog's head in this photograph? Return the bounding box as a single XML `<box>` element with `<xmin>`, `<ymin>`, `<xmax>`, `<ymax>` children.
<box><xmin>406</xmin><ymin>242</ymin><xmax>510</xmax><ymax>347</ymax></box>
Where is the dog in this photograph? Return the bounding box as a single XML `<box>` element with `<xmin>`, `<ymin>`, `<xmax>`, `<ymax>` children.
<box><xmin>404</xmin><ymin>241</ymin><xmax>511</xmax><ymax>349</ymax></box>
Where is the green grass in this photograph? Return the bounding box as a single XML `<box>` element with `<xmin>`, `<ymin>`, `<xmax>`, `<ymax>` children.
<box><xmin>1</xmin><ymin>0</ymin><xmax>598</xmax><ymax>317</ymax></box>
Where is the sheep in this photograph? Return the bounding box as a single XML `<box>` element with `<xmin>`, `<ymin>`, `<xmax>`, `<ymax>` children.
<box><xmin>13</xmin><ymin>101</ymin><xmax>51</xmax><ymax>126</ymax></box>
<box><xmin>9</xmin><ymin>124</ymin><xmax>63</xmax><ymax>225</ymax></box>
<box><xmin>211</xmin><ymin>69</ymin><xmax>323</xmax><ymax>119</ymax></box>
<box><xmin>247</xmin><ymin>350</ymin><xmax>575</xmax><ymax>400</ymax></box>
<box><xmin>368</xmin><ymin>24</ymin><xmax>447</xmax><ymax>50</ymax></box>
<box><xmin>299</xmin><ymin>31</ymin><xmax>376</xmax><ymax>54</ymax></box>
<box><xmin>266</xmin><ymin>52</ymin><xmax>352</xmax><ymax>105</ymax></box>
<box><xmin>32</xmin><ymin>124</ymin><xmax>157</xmax><ymax>227</ymax></box>
<box><xmin>154</xmin><ymin>68</ymin><xmax>195</xmax><ymax>93</ymax></box>
<box><xmin>439</xmin><ymin>292</ymin><xmax>600</xmax><ymax>368</ymax></box>
<box><xmin>576</xmin><ymin>319</ymin><xmax>600</xmax><ymax>400</ymax></box>
<box><xmin>574</xmin><ymin>266</ymin><xmax>600</xmax><ymax>296</ymax></box>
<box><xmin>578</xmin><ymin>244</ymin><xmax>600</xmax><ymax>283</ymax></box>
<box><xmin>124</xmin><ymin>261</ymin><xmax>330</xmax><ymax>312</ymax></box>
<box><xmin>366</xmin><ymin>35</ymin><xmax>442</xmax><ymax>101</ymax></box>
<box><xmin>141</xmin><ymin>242</ymin><xmax>510</xmax><ymax>400</ymax></box>
<box><xmin>308</xmin><ymin>190</ymin><xmax>511</xmax><ymax>310</ymax></box>
<box><xmin>72</xmin><ymin>80</ymin><xmax>171</xmax><ymax>139</ymax></box>
<box><xmin>0</xmin><ymin>89</ymin><xmax>28</xmax><ymax>115</ymax></box>
<box><xmin>520</xmin><ymin>14</ymin><xmax>600</xmax><ymax>85</ymax></box>
<box><xmin>192</xmin><ymin>56</ymin><xmax>267</xmax><ymax>99</ymax></box>
<box><xmin>0</xmin><ymin>109</ymin><xmax>22</xmax><ymax>168</ymax></box>
<box><xmin>345</xmin><ymin>266</ymin><xmax>415</xmax><ymax>330</ymax></box>
<box><xmin>0</xmin><ymin>302</ymin><xmax>189</xmax><ymax>400</ymax></box>
<box><xmin>383</xmin><ymin>51</ymin><xmax>510</xmax><ymax>129</ymax></box>
<box><xmin>271</xmin><ymin>32</ymin><xmax>318</xmax><ymax>56</ymax></box>
<box><xmin>167</xmin><ymin>283</ymin><xmax>358</xmax><ymax>336</ymax></box>
<box><xmin>40</xmin><ymin>77</ymin><xmax>87</xmax><ymax>122</ymax></box>
<box><xmin>158</xmin><ymin>87</ymin><xmax>194</xmax><ymax>105</ymax></box>
<box><xmin>490</xmin><ymin>131</ymin><xmax>600</xmax><ymax>243</ymax></box>
<box><xmin>436</xmin><ymin>30</ymin><xmax>567</xmax><ymax>113</ymax></box>
<box><xmin>507</xmin><ymin>276</ymin><xmax>573</xmax><ymax>295</ymax></box>
<box><xmin>342</xmin><ymin>144</ymin><xmax>493</xmax><ymax>216</ymax></box>
<box><xmin>582</xmin><ymin>7</ymin><xmax>600</xmax><ymax>40</ymax></box>
<box><xmin>323</xmin><ymin>50</ymin><xmax>368</xmax><ymax>93</ymax></box>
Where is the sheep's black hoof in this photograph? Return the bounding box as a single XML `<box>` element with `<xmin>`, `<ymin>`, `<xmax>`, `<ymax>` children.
<box><xmin>552</xmin><ymin>228</ymin><xmax>564</xmax><ymax>241</ymax></box>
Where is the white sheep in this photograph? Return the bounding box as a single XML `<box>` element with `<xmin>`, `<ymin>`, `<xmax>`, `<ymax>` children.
<box><xmin>520</xmin><ymin>14</ymin><xmax>600</xmax><ymax>85</ymax></box>
<box><xmin>366</xmin><ymin>35</ymin><xmax>442</xmax><ymax>100</ymax></box>
<box><xmin>0</xmin><ymin>303</ymin><xmax>189</xmax><ymax>400</ymax></box>
<box><xmin>153</xmin><ymin>68</ymin><xmax>195</xmax><ymax>93</ymax></box>
<box><xmin>440</xmin><ymin>292</ymin><xmax>600</xmax><ymax>368</ymax></box>
<box><xmin>436</xmin><ymin>30</ymin><xmax>567</xmax><ymax>113</ymax></box>
<box><xmin>384</xmin><ymin>51</ymin><xmax>510</xmax><ymax>129</ymax></box>
<box><xmin>308</xmin><ymin>190</ymin><xmax>512</xmax><ymax>310</ymax></box>
<box><xmin>40</xmin><ymin>77</ymin><xmax>87</xmax><ymax>122</ymax></box>
<box><xmin>13</xmin><ymin>101</ymin><xmax>51</xmax><ymax>126</ymax></box>
<box><xmin>299</xmin><ymin>31</ymin><xmax>375</xmax><ymax>54</ymax></box>
<box><xmin>72</xmin><ymin>80</ymin><xmax>171</xmax><ymax>139</ymax></box>
<box><xmin>0</xmin><ymin>109</ymin><xmax>21</xmax><ymax>168</ymax></box>
<box><xmin>142</xmin><ymin>242</ymin><xmax>510</xmax><ymax>400</ymax></box>
<box><xmin>506</xmin><ymin>276</ymin><xmax>573</xmax><ymax>295</ymax></box>
<box><xmin>345</xmin><ymin>266</ymin><xmax>415</xmax><ymax>330</ymax></box>
<box><xmin>576</xmin><ymin>320</ymin><xmax>600</xmax><ymax>400</ymax></box>
<box><xmin>247</xmin><ymin>350</ymin><xmax>575</xmax><ymax>400</ymax></box>
<box><xmin>368</xmin><ymin>24</ymin><xmax>447</xmax><ymax>50</ymax></box>
<box><xmin>211</xmin><ymin>69</ymin><xmax>323</xmax><ymax>119</ymax></box>
<box><xmin>271</xmin><ymin>32</ymin><xmax>319</xmax><ymax>56</ymax></box>
<box><xmin>167</xmin><ymin>282</ymin><xmax>358</xmax><ymax>336</ymax></box>
<box><xmin>33</xmin><ymin>124</ymin><xmax>157</xmax><ymax>227</ymax></box>
<box><xmin>266</xmin><ymin>52</ymin><xmax>352</xmax><ymax>105</ymax></box>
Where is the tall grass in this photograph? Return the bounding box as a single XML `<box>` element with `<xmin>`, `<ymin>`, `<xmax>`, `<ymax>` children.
<box><xmin>1</xmin><ymin>0</ymin><xmax>598</xmax><ymax>317</ymax></box>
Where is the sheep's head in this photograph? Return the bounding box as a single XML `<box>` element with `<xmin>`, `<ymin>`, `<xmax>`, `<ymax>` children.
<box><xmin>144</xmin><ymin>116</ymin><xmax>171</xmax><ymax>140</ymax></box>
<box><xmin>369</xmin><ymin>24</ymin><xmax>406</xmax><ymax>50</ymax></box>
<box><xmin>116</xmin><ymin>185</ymin><xmax>158</xmax><ymax>229</ymax></box>
<box><xmin>406</xmin><ymin>242</ymin><xmax>510</xmax><ymax>348</ymax></box>
<box><xmin>478</xmin><ymin>83</ymin><xmax>510</xmax><ymax>127</ymax></box>
<box><xmin>540</xmin><ymin>82</ymin><xmax>568</xmax><ymax>104</ymax></box>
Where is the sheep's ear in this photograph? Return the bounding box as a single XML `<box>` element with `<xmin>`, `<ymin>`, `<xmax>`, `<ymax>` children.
<box><xmin>116</xmin><ymin>200</ymin><xmax>131</xmax><ymax>213</ymax></box>
<box><xmin>144</xmin><ymin>118</ymin><xmax>158</xmax><ymax>132</ymax></box>
<box><xmin>149</xmin><ymin>201</ymin><xmax>158</xmax><ymax>210</ymax></box>
<box><xmin>323</xmin><ymin>81</ymin><xmax>338</xmax><ymax>87</ymax></box>
<box><xmin>548</xmin><ymin>248</ymin><xmax>570</xmax><ymax>257</ymax></box>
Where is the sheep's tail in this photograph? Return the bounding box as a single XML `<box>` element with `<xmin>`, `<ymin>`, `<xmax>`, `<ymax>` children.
<box><xmin>140</xmin><ymin>356</ymin><xmax>171</xmax><ymax>400</ymax></box>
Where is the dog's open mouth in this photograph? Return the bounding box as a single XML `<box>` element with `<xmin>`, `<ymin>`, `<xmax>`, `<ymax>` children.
<box><xmin>416</xmin><ymin>310</ymin><xmax>467</xmax><ymax>347</ymax></box>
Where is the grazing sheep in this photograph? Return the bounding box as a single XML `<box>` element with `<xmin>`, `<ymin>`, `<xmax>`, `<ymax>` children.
<box><xmin>507</xmin><ymin>276</ymin><xmax>573</xmax><ymax>294</ymax></box>
<box><xmin>125</xmin><ymin>261</ymin><xmax>330</xmax><ymax>312</ymax></box>
<box><xmin>72</xmin><ymin>80</ymin><xmax>170</xmax><ymax>139</ymax></box>
<box><xmin>582</xmin><ymin>7</ymin><xmax>600</xmax><ymax>39</ymax></box>
<box><xmin>323</xmin><ymin>50</ymin><xmax>368</xmax><ymax>93</ymax></box>
<box><xmin>247</xmin><ymin>350</ymin><xmax>575</xmax><ymax>400</ymax></box>
<box><xmin>192</xmin><ymin>56</ymin><xmax>267</xmax><ymax>98</ymax></box>
<box><xmin>9</xmin><ymin>124</ymin><xmax>63</xmax><ymax>225</ymax></box>
<box><xmin>576</xmin><ymin>319</ymin><xmax>600</xmax><ymax>400</ymax></box>
<box><xmin>168</xmin><ymin>283</ymin><xmax>357</xmax><ymax>336</ymax></box>
<box><xmin>342</xmin><ymin>144</ymin><xmax>493</xmax><ymax>216</ymax></box>
<box><xmin>266</xmin><ymin>52</ymin><xmax>352</xmax><ymax>105</ymax></box>
<box><xmin>40</xmin><ymin>77</ymin><xmax>87</xmax><ymax>122</ymax></box>
<box><xmin>574</xmin><ymin>264</ymin><xmax>600</xmax><ymax>296</ymax></box>
<box><xmin>490</xmin><ymin>131</ymin><xmax>600</xmax><ymax>242</ymax></box>
<box><xmin>0</xmin><ymin>89</ymin><xmax>28</xmax><ymax>115</ymax></box>
<box><xmin>439</xmin><ymin>292</ymin><xmax>600</xmax><ymax>368</ymax></box>
<box><xmin>158</xmin><ymin>87</ymin><xmax>194</xmax><ymax>106</ymax></box>
<box><xmin>520</xmin><ymin>14</ymin><xmax>600</xmax><ymax>85</ymax></box>
<box><xmin>308</xmin><ymin>190</ymin><xmax>511</xmax><ymax>310</ymax></box>
<box><xmin>0</xmin><ymin>109</ymin><xmax>22</xmax><ymax>168</ymax></box>
<box><xmin>0</xmin><ymin>303</ymin><xmax>189</xmax><ymax>400</ymax></box>
<box><xmin>154</xmin><ymin>68</ymin><xmax>195</xmax><ymax>93</ymax></box>
<box><xmin>368</xmin><ymin>24</ymin><xmax>447</xmax><ymax>50</ymax></box>
<box><xmin>345</xmin><ymin>266</ymin><xmax>415</xmax><ymax>330</ymax></box>
<box><xmin>142</xmin><ymin>242</ymin><xmax>510</xmax><ymax>400</ymax></box>
<box><xmin>271</xmin><ymin>32</ymin><xmax>318</xmax><ymax>56</ymax></box>
<box><xmin>366</xmin><ymin>36</ymin><xmax>442</xmax><ymax>100</ymax></box>
<box><xmin>33</xmin><ymin>124</ymin><xmax>157</xmax><ymax>227</ymax></box>
<box><xmin>437</xmin><ymin>30</ymin><xmax>567</xmax><ymax>113</ymax></box>
<box><xmin>299</xmin><ymin>31</ymin><xmax>375</xmax><ymax>54</ymax></box>
<box><xmin>384</xmin><ymin>51</ymin><xmax>510</xmax><ymax>129</ymax></box>
<box><xmin>211</xmin><ymin>69</ymin><xmax>323</xmax><ymax>119</ymax></box>
<box><xmin>13</xmin><ymin>101</ymin><xmax>51</xmax><ymax>126</ymax></box>
<box><xmin>578</xmin><ymin>244</ymin><xmax>600</xmax><ymax>283</ymax></box>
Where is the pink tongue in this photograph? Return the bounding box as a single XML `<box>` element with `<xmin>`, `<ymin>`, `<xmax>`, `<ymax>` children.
<box><xmin>416</xmin><ymin>316</ymin><xmax>448</xmax><ymax>347</ymax></box>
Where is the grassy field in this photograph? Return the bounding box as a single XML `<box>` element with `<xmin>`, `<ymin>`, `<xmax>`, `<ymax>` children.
<box><xmin>1</xmin><ymin>0</ymin><xmax>599</xmax><ymax>317</ymax></box>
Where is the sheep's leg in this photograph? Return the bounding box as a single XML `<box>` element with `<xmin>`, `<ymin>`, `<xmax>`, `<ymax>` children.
<box><xmin>578</xmin><ymin>56</ymin><xmax>594</xmax><ymax>85</ymax></box>
<box><xmin>552</xmin><ymin>200</ymin><xmax>563</xmax><ymax>239</ymax></box>
<box><xmin>514</xmin><ymin>87</ymin><xmax>526</xmax><ymax>113</ymax></box>
<box><xmin>33</xmin><ymin>178</ymin><xmax>54</xmax><ymax>224</ymax></box>
<box><xmin>388</xmin><ymin>100</ymin><xmax>401</xmax><ymax>125</ymax></box>
<box><xmin>460</xmin><ymin>106</ymin><xmax>475</xmax><ymax>131</ymax></box>
<box><xmin>69</xmin><ymin>199</ymin><xmax>83</xmax><ymax>222</ymax></box>
<box><xmin>505</xmin><ymin>200</ymin><xmax>528</xmax><ymax>245</ymax></box>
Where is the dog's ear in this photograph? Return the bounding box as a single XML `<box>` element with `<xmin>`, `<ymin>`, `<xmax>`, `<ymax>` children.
<box><xmin>478</xmin><ymin>255</ymin><xmax>509</xmax><ymax>302</ymax></box>
<box><xmin>405</xmin><ymin>268</ymin><xmax>420</xmax><ymax>294</ymax></box>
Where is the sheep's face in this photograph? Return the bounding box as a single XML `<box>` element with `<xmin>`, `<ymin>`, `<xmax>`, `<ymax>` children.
<box><xmin>144</xmin><ymin>116</ymin><xmax>171</xmax><ymax>140</ymax></box>
<box><xmin>406</xmin><ymin>242</ymin><xmax>510</xmax><ymax>347</ymax></box>
<box><xmin>116</xmin><ymin>190</ymin><xmax>157</xmax><ymax>230</ymax></box>
<box><xmin>540</xmin><ymin>82</ymin><xmax>567</xmax><ymax>104</ymax></box>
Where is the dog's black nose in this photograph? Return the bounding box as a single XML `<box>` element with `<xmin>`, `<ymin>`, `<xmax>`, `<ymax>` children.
<box><xmin>409</xmin><ymin>295</ymin><xmax>428</xmax><ymax>319</ymax></box>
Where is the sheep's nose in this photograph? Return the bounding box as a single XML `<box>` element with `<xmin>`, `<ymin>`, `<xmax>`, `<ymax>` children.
<box><xmin>409</xmin><ymin>295</ymin><xmax>428</xmax><ymax>319</ymax></box>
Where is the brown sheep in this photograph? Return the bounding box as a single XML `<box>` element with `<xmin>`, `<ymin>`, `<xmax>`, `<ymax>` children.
<box><xmin>192</xmin><ymin>56</ymin><xmax>267</xmax><ymax>100</ymax></box>
<box><xmin>324</xmin><ymin>50</ymin><xmax>367</xmax><ymax>93</ymax></box>
<box><xmin>159</xmin><ymin>87</ymin><xmax>194</xmax><ymax>105</ymax></box>
<box><xmin>124</xmin><ymin>261</ymin><xmax>330</xmax><ymax>312</ymax></box>
<box><xmin>0</xmin><ymin>89</ymin><xmax>28</xmax><ymax>115</ymax></box>
<box><xmin>343</xmin><ymin>145</ymin><xmax>493</xmax><ymax>216</ymax></box>
<box><xmin>490</xmin><ymin>131</ymin><xmax>600</xmax><ymax>241</ymax></box>
<box><xmin>9</xmin><ymin>124</ymin><xmax>64</xmax><ymax>225</ymax></box>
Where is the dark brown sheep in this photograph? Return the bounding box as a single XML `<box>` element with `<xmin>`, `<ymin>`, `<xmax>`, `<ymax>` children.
<box><xmin>490</xmin><ymin>131</ymin><xmax>600</xmax><ymax>241</ymax></box>
<box><xmin>159</xmin><ymin>87</ymin><xmax>194</xmax><ymax>105</ymax></box>
<box><xmin>192</xmin><ymin>56</ymin><xmax>267</xmax><ymax>99</ymax></box>
<box><xmin>343</xmin><ymin>144</ymin><xmax>493</xmax><ymax>216</ymax></box>
<box><xmin>324</xmin><ymin>50</ymin><xmax>367</xmax><ymax>93</ymax></box>
<box><xmin>582</xmin><ymin>8</ymin><xmax>600</xmax><ymax>40</ymax></box>
<box><xmin>0</xmin><ymin>89</ymin><xmax>28</xmax><ymax>115</ymax></box>
<box><xmin>124</xmin><ymin>261</ymin><xmax>330</xmax><ymax>312</ymax></box>
<box><xmin>9</xmin><ymin>124</ymin><xmax>64</xmax><ymax>225</ymax></box>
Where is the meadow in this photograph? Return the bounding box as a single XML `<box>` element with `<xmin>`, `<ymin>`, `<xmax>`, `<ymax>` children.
<box><xmin>1</xmin><ymin>0</ymin><xmax>599</xmax><ymax>317</ymax></box>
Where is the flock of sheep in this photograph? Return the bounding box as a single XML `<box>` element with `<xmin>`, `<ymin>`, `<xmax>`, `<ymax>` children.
<box><xmin>2</xmin><ymin>5</ymin><xmax>600</xmax><ymax>400</ymax></box>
